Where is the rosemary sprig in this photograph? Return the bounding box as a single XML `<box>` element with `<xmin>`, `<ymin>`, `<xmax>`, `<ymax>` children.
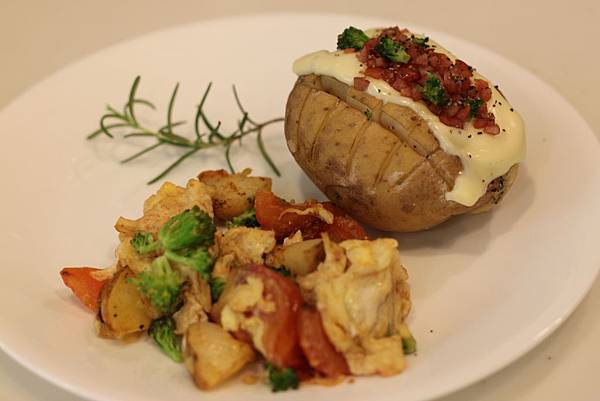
<box><xmin>88</xmin><ymin>76</ymin><xmax>283</xmax><ymax>184</ymax></box>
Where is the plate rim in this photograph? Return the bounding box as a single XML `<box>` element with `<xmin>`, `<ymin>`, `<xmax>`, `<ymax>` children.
<box><xmin>1</xmin><ymin>11</ymin><xmax>599</xmax><ymax>401</ymax></box>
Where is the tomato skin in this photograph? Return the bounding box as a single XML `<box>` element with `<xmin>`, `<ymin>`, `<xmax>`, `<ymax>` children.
<box><xmin>298</xmin><ymin>307</ymin><xmax>350</xmax><ymax>377</ymax></box>
<box><xmin>244</xmin><ymin>264</ymin><xmax>305</xmax><ymax>369</ymax></box>
<box><xmin>322</xmin><ymin>203</ymin><xmax>368</xmax><ymax>242</ymax></box>
<box><xmin>60</xmin><ymin>267</ymin><xmax>108</xmax><ymax>312</ymax></box>
<box><xmin>254</xmin><ymin>190</ymin><xmax>367</xmax><ymax>242</ymax></box>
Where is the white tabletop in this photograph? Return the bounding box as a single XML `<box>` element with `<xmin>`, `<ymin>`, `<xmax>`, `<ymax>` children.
<box><xmin>1</xmin><ymin>1</ymin><xmax>599</xmax><ymax>400</ymax></box>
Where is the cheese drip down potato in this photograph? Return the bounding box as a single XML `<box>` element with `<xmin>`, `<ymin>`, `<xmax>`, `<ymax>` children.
<box><xmin>285</xmin><ymin>27</ymin><xmax>525</xmax><ymax>232</ymax></box>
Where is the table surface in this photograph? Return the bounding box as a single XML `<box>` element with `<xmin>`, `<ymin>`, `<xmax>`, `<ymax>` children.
<box><xmin>1</xmin><ymin>1</ymin><xmax>599</xmax><ymax>400</ymax></box>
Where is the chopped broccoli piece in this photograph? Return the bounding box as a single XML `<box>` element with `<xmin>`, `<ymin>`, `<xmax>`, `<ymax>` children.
<box><xmin>148</xmin><ymin>316</ymin><xmax>183</xmax><ymax>363</ymax></box>
<box><xmin>421</xmin><ymin>72</ymin><xmax>449</xmax><ymax>106</ymax></box>
<box><xmin>399</xmin><ymin>325</ymin><xmax>417</xmax><ymax>355</ymax></box>
<box><xmin>375</xmin><ymin>36</ymin><xmax>410</xmax><ymax>63</ymax></box>
<box><xmin>165</xmin><ymin>248</ymin><xmax>214</xmax><ymax>280</ymax></box>
<box><xmin>265</xmin><ymin>363</ymin><xmax>299</xmax><ymax>392</ymax></box>
<box><xmin>131</xmin><ymin>206</ymin><xmax>216</xmax><ymax>257</ymax></box>
<box><xmin>411</xmin><ymin>35</ymin><xmax>430</xmax><ymax>48</ymax></box>
<box><xmin>158</xmin><ymin>206</ymin><xmax>216</xmax><ymax>251</ymax></box>
<box><xmin>364</xmin><ymin>109</ymin><xmax>373</xmax><ymax>120</ymax></box>
<box><xmin>226</xmin><ymin>208</ymin><xmax>259</xmax><ymax>228</ymax></box>
<box><xmin>131</xmin><ymin>255</ymin><xmax>183</xmax><ymax>314</ymax></box>
<box><xmin>130</xmin><ymin>232</ymin><xmax>159</xmax><ymax>255</ymax></box>
<box><xmin>337</xmin><ymin>26</ymin><xmax>369</xmax><ymax>50</ymax></box>
<box><xmin>465</xmin><ymin>97</ymin><xmax>483</xmax><ymax>118</ymax></box>
<box><xmin>210</xmin><ymin>277</ymin><xmax>225</xmax><ymax>302</ymax></box>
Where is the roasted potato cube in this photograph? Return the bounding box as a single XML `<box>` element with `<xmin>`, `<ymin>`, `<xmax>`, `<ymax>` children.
<box><xmin>198</xmin><ymin>168</ymin><xmax>271</xmax><ymax>221</ymax></box>
<box><xmin>184</xmin><ymin>321</ymin><xmax>255</xmax><ymax>389</ymax></box>
<box><xmin>98</xmin><ymin>267</ymin><xmax>155</xmax><ymax>339</ymax></box>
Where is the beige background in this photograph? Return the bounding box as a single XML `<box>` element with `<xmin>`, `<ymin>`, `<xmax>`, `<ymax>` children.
<box><xmin>1</xmin><ymin>1</ymin><xmax>599</xmax><ymax>400</ymax></box>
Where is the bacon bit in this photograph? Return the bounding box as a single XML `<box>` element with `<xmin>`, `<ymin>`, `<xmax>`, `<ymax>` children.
<box><xmin>473</xmin><ymin>118</ymin><xmax>488</xmax><ymax>129</ymax></box>
<box><xmin>353</xmin><ymin>77</ymin><xmax>370</xmax><ymax>91</ymax></box>
<box><xmin>483</xmin><ymin>124</ymin><xmax>501</xmax><ymax>135</ymax></box>
<box><xmin>474</xmin><ymin>79</ymin><xmax>489</xmax><ymax>91</ymax></box>
<box><xmin>353</xmin><ymin>27</ymin><xmax>505</xmax><ymax>131</ymax></box>
<box><xmin>364</xmin><ymin>67</ymin><xmax>385</xmax><ymax>79</ymax></box>
<box><xmin>439</xmin><ymin>115</ymin><xmax>463</xmax><ymax>128</ymax></box>
<box><xmin>480</xmin><ymin>87</ymin><xmax>492</xmax><ymax>101</ymax></box>
<box><xmin>444</xmin><ymin>103</ymin><xmax>460</xmax><ymax>117</ymax></box>
<box><xmin>456</xmin><ymin>105</ymin><xmax>470</xmax><ymax>120</ymax></box>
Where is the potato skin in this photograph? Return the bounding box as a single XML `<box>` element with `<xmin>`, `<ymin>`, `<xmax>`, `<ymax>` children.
<box><xmin>285</xmin><ymin>74</ymin><xmax>518</xmax><ymax>232</ymax></box>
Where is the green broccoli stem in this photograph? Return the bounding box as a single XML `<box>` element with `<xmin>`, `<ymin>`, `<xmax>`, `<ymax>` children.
<box><xmin>148</xmin><ymin>316</ymin><xmax>183</xmax><ymax>363</ymax></box>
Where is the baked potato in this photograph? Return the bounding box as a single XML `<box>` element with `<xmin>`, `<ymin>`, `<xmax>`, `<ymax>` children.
<box><xmin>285</xmin><ymin>26</ymin><xmax>525</xmax><ymax>232</ymax></box>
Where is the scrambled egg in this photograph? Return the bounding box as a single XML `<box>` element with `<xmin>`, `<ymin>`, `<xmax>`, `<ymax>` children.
<box><xmin>216</xmin><ymin>227</ymin><xmax>276</xmax><ymax>266</ymax></box>
<box><xmin>220</xmin><ymin>276</ymin><xmax>273</xmax><ymax>354</ymax></box>
<box><xmin>114</xmin><ymin>179</ymin><xmax>214</xmax><ymax>236</ymax></box>
<box><xmin>298</xmin><ymin>235</ymin><xmax>411</xmax><ymax>376</ymax></box>
<box><xmin>113</xmin><ymin>179</ymin><xmax>214</xmax><ymax>275</ymax></box>
<box><xmin>174</xmin><ymin>290</ymin><xmax>209</xmax><ymax>335</ymax></box>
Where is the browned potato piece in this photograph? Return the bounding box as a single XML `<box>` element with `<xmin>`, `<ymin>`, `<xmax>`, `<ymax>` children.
<box><xmin>98</xmin><ymin>267</ymin><xmax>155</xmax><ymax>339</ymax></box>
<box><xmin>281</xmin><ymin>239</ymin><xmax>324</xmax><ymax>276</ymax></box>
<box><xmin>198</xmin><ymin>168</ymin><xmax>271</xmax><ymax>221</ymax></box>
<box><xmin>285</xmin><ymin>74</ymin><xmax>519</xmax><ymax>232</ymax></box>
<box><xmin>184</xmin><ymin>321</ymin><xmax>255</xmax><ymax>390</ymax></box>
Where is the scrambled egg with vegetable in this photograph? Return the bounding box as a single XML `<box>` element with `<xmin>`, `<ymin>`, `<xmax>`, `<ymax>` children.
<box><xmin>299</xmin><ymin>237</ymin><xmax>412</xmax><ymax>376</ymax></box>
<box><xmin>59</xmin><ymin>169</ymin><xmax>416</xmax><ymax>393</ymax></box>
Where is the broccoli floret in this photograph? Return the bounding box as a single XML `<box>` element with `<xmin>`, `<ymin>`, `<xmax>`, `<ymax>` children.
<box><xmin>226</xmin><ymin>208</ymin><xmax>259</xmax><ymax>228</ymax></box>
<box><xmin>131</xmin><ymin>206</ymin><xmax>216</xmax><ymax>257</ymax></box>
<box><xmin>165</xmin><ymin>248</ymin><xmax>214</xmax><ymax>280</ymax></box>
<box><xmin>210</xmin><ymin>277</ymin><xmax>225</xmax><ymax>302</ymax></box>
<box><xmin>375</xmin><ymin>36</ymin><xmax>410</xmax><ymax>63</ymax></box>
<box><xmin>265</xmin><ymin>363</ymin><xmax>299</xmax><ymax>392</ymax></box>
<box><xmin>148</xmin><ymin>316</ymin><xmax>183</xmax><ymax>363</ymax></box>
<box><xmin>130</xmin><ymin>232</ymin><xmax>160</xmax><ymax>255</ymax></box>
<box><xmin>337</xmin><ymin>26</ymin><xmax>369</xmax><ymax>50</ymax></box>
<box><xmin>158</xmin><ymin>206</ymin><xmax>216</xmax><ymax>251</ymax></box>
<box><xmin>465</xmin><ymin>97</ymin><xmax>483</xmax><ymax>118</ymax></box>
<box><xmin>131</xmin><ymin>256</ymin><xmax>183</xmax><ymax>314</ymax></box>
<box><xmin>411</xmin><ymin>35</ymin><xmax>430</xmax><ymax>48</ymax></box>
<box><xmin>421</xmin><ymin>72</ymin><xmax>449</xmax><ymax>106</ymax></box>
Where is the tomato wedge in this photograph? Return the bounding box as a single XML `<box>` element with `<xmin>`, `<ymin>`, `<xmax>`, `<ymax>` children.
<box><xmin>254</xmin><ymin>189</ymin><xmax>367</xmax><ymax>242</ymax></box>
<box><xmin>60</xmin><ymin>267</ymin><xmax>108</xmax><ymax>312</ymax></box>
<box><xmin>244</xmin><ymin>264</ymin><xmax>305</xmax><ymax>369</ymax></box>
<box><xmin>298</xmin><ymin>307</ymin><xmax>350</xmax><ymax>377</ymax></box>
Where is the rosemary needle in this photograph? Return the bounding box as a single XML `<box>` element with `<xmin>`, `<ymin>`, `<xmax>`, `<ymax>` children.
<box><xmin>87</xmin><ymin>76</ymin><xmax>283</xmax><ymax>184</ymax></box>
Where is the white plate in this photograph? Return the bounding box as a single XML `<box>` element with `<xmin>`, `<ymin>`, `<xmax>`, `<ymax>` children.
<box><xmin>0</xmin><ymin>13</ymin><xmax>599</xmax><ymax>401</ymax></box>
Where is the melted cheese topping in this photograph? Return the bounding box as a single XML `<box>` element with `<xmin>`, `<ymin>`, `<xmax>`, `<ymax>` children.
<box><xmin>292</xmin><ymin>36</ymin><xmax>525</xmax><ymax>207</ymax></box>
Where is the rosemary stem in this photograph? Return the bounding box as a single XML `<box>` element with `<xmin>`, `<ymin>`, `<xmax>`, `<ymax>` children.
<box><xmin>88</xmin><ymin>77</ymin><xmax>284</xmax><ymax>184</ymax></box>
